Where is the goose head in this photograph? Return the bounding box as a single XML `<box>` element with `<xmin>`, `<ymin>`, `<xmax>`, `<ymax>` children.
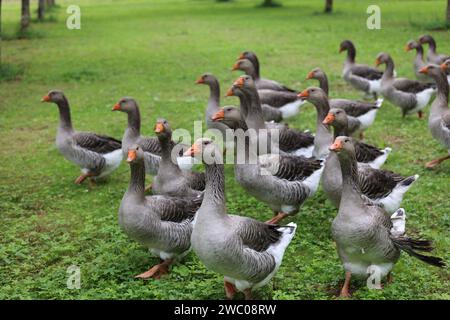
<box><xmin>112</xmin><ymin>97</ymin><xmax>138</xmax><ymax>112</ymax></box>
<box><xmin>405</xmin><ymin>40</ymin><xmax>421</xmax><ymax>52</ymax></box>
<box><xmin>339</xmin><ymin>40</ymin><xmax>354</xmax><ymax>53</ymax></box>
<box><xmin>231</xmin><ymin>59</ymin><xmax>254</xmax><ymax>74</ymax></box>
<box><xmin>297</xmin><ymin>87</ymin><xmax>327</xmax><ymax>104</ymax></box>
<box><xmin>211</xmin><ymin>106</ymin><xmax>241</xmax><ymax>122</ymax></box>
<box><xmin>329</xmin><ymin>136</ymin><xmax>355</xmax><ymax>159</ymax></box>
<box><xmin>418</xmin><ymin>34</ymin><xmax>434</xmax><ymax>46</ymax></box>
<box><xmin>195</xmin><ymin>73</ymin><xmax>217</xmax><ymax>86</ymax></box>
<box><xmin>41</xmin><ymin>90</ymin><xmax>66</xmax><ymax>104</ymax></box>
<box><xmin>305</xmin><ymin>67</ymin><xmax>324</xmax><ymax>81</ymax></box>
<box><xmin>184</xmin><ymin>138</ymin><xmax>222</xmax><ymax>165</ymax></box>
<box><xmin>238</xmin><ymin>51</ymin><xmax>256</xmax><ymax>61</ymax></box>
<box><xmin>126</xmin><ymin>144</ymin><xmax>145</xmax><ymax>164</ymax></box>
<box><xmin>375</xmin><ymin>52</ymin><xmax>391</xmax><ymax>67</ymax></box>
<box><xmin>419</xmin><ymin>64</ymin><xmax>443</xmax><ymax>77</ymax></box>
<box><xmin>323</xmin><ymin>108</ymin><xmax>348</xmax><ymax>129</ymax></box>
<box><xmin>154</xmin><ymin>118</ymin><xmax>172</xmax><ymax>141</ymax></box>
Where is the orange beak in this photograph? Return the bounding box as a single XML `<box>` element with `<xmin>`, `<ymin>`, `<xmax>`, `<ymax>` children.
<box><xmin>195</xmin><ymin>76</ymin><xmax>204</xmax><ymax>84</ymax></box>
<box><xmin>339</xmin><ymin>47</ymin><xmax>344</xmax><ymax>53</ymax></box>
<box><xmin>233</xmin><ymin>77</ymin><xmax>245</xmax><ymax>88</ymax></box>
<box><xmin>322</xmin><ymin>113</ymin><xmax>335</xmax><ymax>125</ymax></box>
<box><xmin>375</xmin><ymin>58</ymin><xmax>381</xmax><ymax>67</ymax></box>
<box><xmin>41</xmin><ymin>95</ymin><xmax>50</xmax><ymax>102</ymax></box>
<box><xmin>183</xmin><ymin>144</ymin><xmax>200</xmax><ymax>157</ymax></box>
<box><xmin>329</xmin><ymin>139</ymin><xmax>344</xmax><ymax>152</ymax></box>
<box><xmin>112</xmin><ymin>103</ymin><xmax>121</xmax><ymax>111</ymax></box>
<box><xmin>404</xmin><ymin>45</ymin><xmax>411</xmax><ymax>52</ymax></box>
<box><xmin>226</xmin><ymin>87</ymin><xmax>234</xmax><ymax>97</ymax></box>
<box><xmin>127</xmin><ymin>150</ymin><xmax>137</xmax><ymax>163</ymax></box>
<box><xmin>418</xmin><ymin>66</ymin><xmax>429</xmax><ymax>74</ymax></box>
<box><xmin>211</xmin><ymin>109</ymin><xmax>225</xmax><ymax>122</ymax></box>
<box><xmin>231</xmin><ymin>62</ymin><xmax>240</xmax><ymax>71</ymax></box>
<box><xmin>154</xmin><ymin>122</ymin><xmax>165</xmax><ymax>133</ymax></box>
<box><xmin>305</xmin><ymin>71</ymin><xmax>315</xmax><ymax>80</ymax></box>
<box><xmin>441</xmin><ymin>63</ymin><xmax>448</xmax><ymax>72</ymax></box>
<box><xmin>297</xmin><ymin>89</ymin><xmax>309</xmax><ymax>99</ymax></box>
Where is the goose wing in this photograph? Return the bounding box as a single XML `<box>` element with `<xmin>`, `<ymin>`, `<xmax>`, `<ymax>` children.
<box><xmin>279</xmin><ymin>129</ymin><xmax>314</xmax><ymax>152</ymax></box>
<box><xmin>74</xmin><ymin>132</ymin><xmax>121</xmax><ymax>154</ymax></box>
<box><xmin>358</xmin><ymin>166</ymin><xmax>405</xmax><ymax>199</ymax></box>
<box><xmin>235</xmin><ymin>217</ymin><xmax>284</xmax><ymax>252</ymax></box>
<box><xmin>354</xmin><ymin>141</ymin><xmax>383</xmax><ymax>163</ymax></box>
<box><xmin>150</xmin><ymin>195</ymin><xmax>202</xmax><ymax>223</ymax></box>
<box><xmin>351</xmin><ymin>64</ymin><xmax>383</xmax><ymax>80</ymax></box>
<box><xmin>393</xmin><ymin>78</ymin><xmax>435</xmax><ymax>94</ymax></box>
<box><xmin>259</xmin><ymin>154</ymin><xmax>322</xmax><ymax>181</ymax></box>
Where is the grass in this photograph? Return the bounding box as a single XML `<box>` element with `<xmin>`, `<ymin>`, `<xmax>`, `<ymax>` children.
<box><xmin>0</xmin><ymin>0</ymin><xmax>449</xmax><ymax>300</ymax></box>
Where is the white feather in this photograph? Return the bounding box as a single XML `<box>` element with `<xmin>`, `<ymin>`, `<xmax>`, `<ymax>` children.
<box><xmin>279</xmin><ymin>100</ymin><xmax>305</xmax><ymax>119</ymax></box>
<box><xmin>410</xmin><ymin>88</ymin><xmax>435</xmax><ymax>114</ymax></box>
<box><xmin>368</xmin><ymin>79</ymin><xmax>381</xmax><ymax>94</ymax></box>
<box><xmin>290</xmin><ymin>144</ymin><xmax>314</xmax><ymax>157</ymax></box>
<box><xmin>378</xmin><ymin>175</ymin><xmax>419</xmax><ymax>214</ymax></box>
<box><xmin>366</xmin><ymin>147</ymin><xmax>391</xmax><ymax>169</ymax></box>
<box><xmin>303</xmin><ymin>165</ymin><xmax>324</xmax><ymax>196</ymax></box>
<box><xmin>357</xmin><ymin>109</ymin><xmax>379</xmax><ymax>130</ymax></box>
<box><xmin>97</xmin><ymin>149</ymin><xmax>122</xmax><ymax>178</ymax></box>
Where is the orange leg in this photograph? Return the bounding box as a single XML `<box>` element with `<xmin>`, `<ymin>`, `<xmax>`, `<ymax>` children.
<box><xmin>135</xmin><ymin>259</ymin><xmax>173</xmax><ymax>280</ymax></box>
<box><xmin>418</xmin><ymin>110</ymin><xmax>424</xmax><ymax>119</ymax></box>
<box><xmin>265</xmin><ymin>212</ymin><xmax>288</xmax><ymax>224</ymax></box>
<box><xmin>425</xmin><ymin>155</ymin><xmax>450</xmax><ymax>169</ymax></box>
<box><xmin>339</xmin><ymin>271</ymin><xmax>352</xmax><ymax>298</ymax></box>
<box><xmin>224</xmin><ymin>280</ymin><xmax>237</xmax><ymax>300</ymax></box>
<box><xmin>74</xmin><ymin>172</ymin><xmax>96</xmax><ymax>184</ymax></box>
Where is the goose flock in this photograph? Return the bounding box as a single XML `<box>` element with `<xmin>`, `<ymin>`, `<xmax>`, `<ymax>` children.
<box><xmin>40</xmin><ymin>35</ymin><xmax>448</xmax><ymax>299</ymax></box>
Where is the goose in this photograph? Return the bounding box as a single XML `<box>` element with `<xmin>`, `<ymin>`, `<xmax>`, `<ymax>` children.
<box><xmin>211</xmin><ymin>106</ymin><xmax>314</xmax><ymax>157</ymax></box>
<box><xmin>112</xmin><ymin>97</ymin><xmax>161</xmax><ymax>175</ymax></box>
<box><xmin>418</xmin><ymin>62</ymin><xmax>450</xmax><ymax>168</ymax></box>
<box><xmin>306</xmin><ymin>67</ymin><xmax>382</xmax><ymax>138</ymax></box>
<box><xmin>236</xmin><ymin>51</ymin><xmax>296</xmax><ymax>92</ymax></box>
<box><xmin>329</xmin><ymin>136</ymin><xmax>444</xmax><ymax>298</ymax></box>
<box><xmin>440</xmin><ymin>59</ymin><xmax>450</xmax><ymax>85</ymax></box>
<box><xmin>418</xmin><ymin>34</ymin><xmax>450</xmax><ymax>65</ymax></box>
<box><xmin>227</xmin><ymin>79</ymin><xmax>323</xmax><ymax>224</ymax></box>
<box><xmin>323</xmin><ymin>108</ymin><xmax>392</xmax><ymax>169</ymax></box>
<box><xmin>376</xmin><ymin>52</ymin><xmax>435</xmax><ymax>118</ymax></box>
<box><xmin>340</xmin><ymin>40</ymin><xmax>383</xmax><ymax>99</ymax></box>
<box><xmin>299</xmin><ymin>88</ymin><xmax>416</xmax><ymax>213</ymax></box>
<box><xmin>119</xmin><ymin>144</ymin><xmax>202</xmax><ymax>279</ymax></box>
<box><xmin>42</xmin><ymin>90</ymin><xmax>122</xmax><ymax>185</ymax></box>
<box><xmin>232</xmin><ymin>59</ymin><xmax>305</xmax><ymax>116</ymax></box>
<box><xmin>405</xmin><ymin>40</ymin><xmax>434</xmax><ymax>83</ymax></box>
<box><xmin>185</xmin><ymin>138</ymin><xmax>296</xmax><ymax>300</ymax></box>
<box><xmin>152</xmin><ymin>119</ymin><xmax>205</xmax><ymax>197</ymax></box>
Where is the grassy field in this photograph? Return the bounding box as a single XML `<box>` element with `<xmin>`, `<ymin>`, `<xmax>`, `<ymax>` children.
<box><xmin>0</xmin><ymin>0</ymin><xmax>449</xmax><ymax>300</ymax></box>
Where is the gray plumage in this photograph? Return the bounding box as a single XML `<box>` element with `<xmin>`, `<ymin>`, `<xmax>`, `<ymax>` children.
<box><xmin>331</xmin><ymin>137</ymin><xmax>444</xmax><ymax>286</ymax></box>
<box><xmin>152</xmin><ymin>118</ymin><xmax>205</xmax><ymax>197</ymax></box>
<box><xmin>44</xmin><ymin>90</ymin><xmax>122</xmax><ymax>181</ymax></box>
<box><xmin>405</xmin><ymin>40</ymin><xmax>435</xmax><ymax>83</ymax></box>
<box><xmin>419</xmin><ymin>35</ymin><xmax>450</xmax><ymax>65</ymax></box>
<box><xmin>113</xmin><ymin>97</ymin><xmax>161</xmax><ymax>175</ymax></box>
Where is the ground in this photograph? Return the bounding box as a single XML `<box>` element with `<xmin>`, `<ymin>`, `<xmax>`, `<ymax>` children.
<box><xmin>0</xmin><ymin>0</ymin><xmax>448</xmax><ymax>300</ymax></box>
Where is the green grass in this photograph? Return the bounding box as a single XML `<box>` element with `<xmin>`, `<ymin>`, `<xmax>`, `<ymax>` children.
<box><xmin>0</xmin><ymin>0</ymin><xmax>449</xmax><ymax>300</ymax></box>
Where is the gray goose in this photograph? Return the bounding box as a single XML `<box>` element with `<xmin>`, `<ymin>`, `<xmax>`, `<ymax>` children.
<box><xmin>211</xmin><ymin>106</ymin><xmax>314</xmax><ymax>157</ymax></box>
<box><xmin>237</xmin><ymin>51</ymin><xmax>296</xmax><ymax>92</ymax></box>
<box><xmin>195</xmin><ymin>73</ymin><xmax>233</xmax><ymax>138</ymax></box>
<box><xmin>152</xmin><ymin>118</ymin><xmax>205</xmax><ymax>197</ymax></box>
<box><xmin>419</xmin><ymin>62</ymin><xmax>450</xmax><ymax>168</ymax></box>
<box><xmin>119</xmin><ymin>144</ymin><xmax>202</xmax><ymax>279</ymax></box>
<box><xmin>418</xmin><ymin>34</ymin><xmax>450</xmax><ymax>65</ymax></box>
<box><xmin>405</xmin><ymin>40</ymin><xmax>434</xmax><ymax>83</ymax></box>
<box><xmin>112</xmin><ymin>98</ymin><xmax>161</xmax><ymax>175</ymax></box>
<box><xmin>42</xmin><ymin>90</ymin><xmax>122</xmax><ymax>185</ymax></box>
<box><xmin>330</xmin><ymin>136</ymin><xmax>444</xmax><ymax>298</ymax></box>
<box><xmin>340</xmin><ymin>40</ymin><xmax>384</xmax><ymax>99</ymax></box>
<box><xmin>306</xmin><ymin>67</ymin><xmax>382</xmax><ymax>138</ymax></box>
<box><xmin>376</xmin><ymin>52</ymin><xmax>435</xmax><ymax>118</ymax></box>
<box><xmin>299</xmin><ymin>88</ymin><xmax>416</xmax><ymax>213</ymax></box>
<box><xmin>227</xmin><ymin>79</ymin><xmax>323</xmax><ymax>224</ymax></box>
<box><xmin>185</xmin><ymin>138</ymin><xmax>296</xmax><ymax>300</ymax></box>
<box><xmin>232</xmin><ymin>59</ymin><xmax>304</xmax><ymax>116</ymax></box>
<box><xmin>323</xmin><ymin>108</ymin><xmax>391</xmax><ymax>169</ymax></box>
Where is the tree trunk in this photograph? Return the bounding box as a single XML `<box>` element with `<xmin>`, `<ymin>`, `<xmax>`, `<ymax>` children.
<box><xmin>21</xmin><ymin>0</ymin><xmax>30</xmax><ymax>33</ymax></box>
<box><xmin>46</xmin><ymin>0</ymin><xmax>55</xmax><ymax>7</ymax></box>
<box><xmin>38</xmin><ymin>0</ymin><xmax>45</xmax><ymax>21</ymax></box>
<box><xmin>447</xmin><ymin>0</ymin><xmax>450</xmax><ymax>23</ymax></box>
<box><xmin>325</xmin><ymin>0</ymin><xmax>333</xmax><ymax>13</ymax></box>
